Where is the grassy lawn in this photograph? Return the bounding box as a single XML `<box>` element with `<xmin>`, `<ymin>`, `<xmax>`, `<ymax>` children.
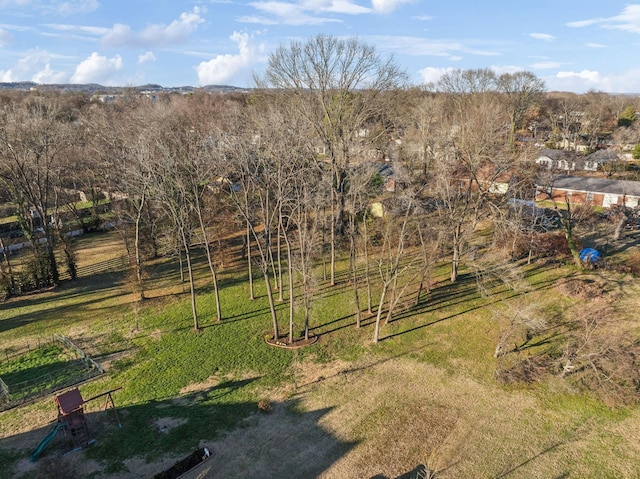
<box><xmin>0</xmin><ymin>344</ymin><xmax>97</xmax><ymax>406</ymax></box>
<box><xmin>1</xmin><ymin>230</ymin><xmax>639</xmax><ymax>478</ymax></box>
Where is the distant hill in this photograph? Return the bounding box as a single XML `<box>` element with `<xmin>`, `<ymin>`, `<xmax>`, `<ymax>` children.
<box><xmin>0</xmin><ymin>82</ymin><xmax>250</xmax><ymax>94</ymax></box>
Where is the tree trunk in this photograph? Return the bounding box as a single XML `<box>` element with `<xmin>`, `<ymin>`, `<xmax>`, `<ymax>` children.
<box><xmin>179</xmin><ymin>226</ymin><xmax>199</xmax><ymax>331</ymax></box>
<box><xmin>373</xmin><ymin>282</ymin><xmax>389</xmax><ymax>343</ymax></box>
<box><xmin>330</xmin><ymin>185</ymin><xmax>336</xmax><ymax>286</ymax></box>
<box><xmin>246</xmin><ymin>220</ymin><xmax>255</xmax><ymax>300</ymax></box>
<box><xmin>0</xmin><ymin>237</ymin><xmax>15</xmax><ymax>296</ymax></box>
<box><xmin>177</xmin><ymin>242</ymin><xmax>185</xmax><ymax>291</ymax></box>
<box><xmin>613</xmin><ymin>216</ymin><xmax>625</xmax><ymax>241</ymax></box>
<box><xmin>134</xmin><ymin>196</ymin><xmax>146</xmax><ymax>300</ymax></box>
<box><xmin>558</xmin><ymin>200</ymin><xmax>582</xmax><ymax>268</ymax></box>
<box><xmin>284</xmin><ymin>227</ymin><xmax>295</xmax><ymax>343</ymax></box>
<box><xmin>263</xmin><ymin>265</ymin><xmax>279</xmax><ymax>341</ymax></box>
<box><xmin>350</xmin><ymin>229</ymin><xmax>361</xmax><ymax>328</ymax></box>
<box><xmin>451</xmin><ymin>223</ymin><xmax>462</xmax><ymax>282</ymax></box>
<box><xmin>194</xmin><ymin>186</ymin><xmax>222</xmax><ymax>321</ymax></box>
<box><xmin>363</xmin><ymin>214</ymin><xmax>373</xmax><ymax>314</ymax></box>
<box><xmin>277</xmin><ymin>209</ymin><xmax>284</xmax><ymax>301</ymax></box>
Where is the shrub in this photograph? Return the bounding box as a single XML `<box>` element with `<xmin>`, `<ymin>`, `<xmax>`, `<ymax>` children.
<box><xmin>257</xmin><ymin>399</ymin><xmax>272</xmax><ymax>413</ymax></box>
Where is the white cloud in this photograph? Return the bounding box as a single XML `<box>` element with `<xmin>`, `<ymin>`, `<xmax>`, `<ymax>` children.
<box><xmin>71</xmin><ymin>52</ymin><xmax>122</xmax><ymax>84</ymax></box>
<box><xmin>566</xmin><ymin>19</ymin><xmax>599</xmax><ymax>28</ymax></box>
<box><xmin>101</xmin><ymin>7</ymin><xmax>205</xmax><ymax>48</ymax></box>
<box><xmin>138</xmin><ymin>51</ymin><xmax>156</xmax><ymax>64</ymax></box>
<box><xmin>55</xmin><ymin>0</ymin><xmax>100</xmax><ymax>15</ymax></box>
<box><xmin>0</xmin><ymin>29</ymin><xmax>12</xmax><ymax>47</ymax></box>
<box><xmin>44</xmin><ymin>23</ymin><xmax>110</xmax><ymax>36</ymax></box>
<box><xmin>547</xmin><ymin>68</ymin><xmax>640</xmax><ymax>93</ymax></box>
<box><xmin>586</xmin><ymin>42</ymin><xmax>606</xmax><ymax>48</ymax></box>
<box><xmin>568</xmin><ymin>5</ymin><xmax>640</xmax><ymax>33</ymax></box>
<box><xmin>0</xmin><ymin>0</ymin><xmax>31</xmax><ymax>7</ymax></box>
<box><xmin>33</xmin><ymin>64</ymin><xmax>68</xmax><ymax>83</ymax></box>
<box><xmin>2</xmin><ymin>0</ymin><xmax>99</xmax><ymax>15</ymax></box>
<box><xmin>602</xmin><ymin>68</ymin><xmax>640</xmax><ymax>92</ymax></box>
<box><xmin>418</xmin><ymin>66</ymin><xmax>453</xmax><ymax>84</ymax></box>
<box><xmin>371</xmin><ymin>0</ymin><xmax>413</xmax><ymax>14</ymax></box>
<box><xmin>304</xmin><ymin>0</ymin><xmax>371</xmax><ymax>14</ymax></box>
<box><xmin>556</xmin><ymin>69</ymin><xmax>600</xmax><ymax>82</ymax></box>
<box><xmin>237</xmin><ymin>15</ymin><xmax>280</xmax><ymax>25</ymax></box>
<box><xmin>545</xmin><ymin>69</ymin><xmax>604</xmax><ymax>93</ymax></box>
<box><xmin>371</xmin><ymin>35</ymin><xmax>499</xmax><ymax>58</ymax></box>
<box><xmin>244</xmin><ymin>2</ymin><xmax>342</xmax><ymax>25</ymax></box>
<box><xmin>530</xmin><ymin>61</ymin><xmax>563</xmax><ymax>69</ymax></box>
<box><xmin>490</xmin><ymin>65</ymin><xmax>524</xmax><ymax>75</ymax></box>
<box><xmin>196</xmin><ymin>31</ymin><xmax>264</xmax><ymax>85</ymax></box>
<box><xmin>0</xmin><ymin>48</ymin><xmax>67</xmax><ymax>83</ymax></box>
<box><xmin>100</xmin><ymin>24</ymin><xmax>133</xmax><ymax>47</ymax></box>
<box><xmin>245</xmin><ymin>0</ymin><xmax>412</xmax><ymax>24</ymax></box>
<box><xmin>412</xmin><ymin>15</ymin><xmax>432</xmax><ymax>21</ymax></box>
<box><xmin>529</xmin><ymin>32</ymin><xmax>555</xmax><ymax>42</ymax></box>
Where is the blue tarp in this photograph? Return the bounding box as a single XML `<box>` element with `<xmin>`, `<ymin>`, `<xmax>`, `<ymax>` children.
<box><xmin>579</xmin><ymin>248</ymin><xmax>602</xmax><ymax>263</ymax></box>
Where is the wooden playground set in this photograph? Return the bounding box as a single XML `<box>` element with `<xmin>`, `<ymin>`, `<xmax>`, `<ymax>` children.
<box><xmin>29</xmin><ymin>386</ymin><xmax>122</xmax><ymax>462</ymax></box>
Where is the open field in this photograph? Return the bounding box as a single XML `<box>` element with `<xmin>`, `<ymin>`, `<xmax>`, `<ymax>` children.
<box><xmin>1</xmin><ymin>229</ymin><xmax>640</xmax><ymax>478</ymax></box>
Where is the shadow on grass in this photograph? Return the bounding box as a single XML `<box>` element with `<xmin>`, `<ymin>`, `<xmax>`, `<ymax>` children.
<box><xmin>379</xmin><ymin>268</ymin><xmax>563</xmax><ymax>342</ymax></box>
<box><xmin>296</xmin><ymin>343</ymin><xmax>431</xmax><ymax>389</ymax></box>
<box><xmin>0</xmin><ymin>290</ymin><xmax>129</xmax><ymax>336</ymax></box>
<box><xmin>492</xmin><ymin>441</ymin><xmax>564</xmax><ymax>479</ymax></box>
<box><xmin>1</xmin><ymin>379</ymin><xmax>357</xmax><ymax>479</ymax></box>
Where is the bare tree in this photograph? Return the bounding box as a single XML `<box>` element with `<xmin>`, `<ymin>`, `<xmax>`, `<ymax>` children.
<box><xmin>580</xmin><ymin>90</ymin><xmax>616</xmax><ymax>150</ymax></box>
<box><xmin>430</xmin><ymin>90</ymin><xmax>510</xmax><ymax>282</ymax></box>
<box><xmin>544</xmin><ymin>93</ymin><xmax>583</xmax><ymax>150</ymax></box>
<box><xmin>496</xmin><ymin>71</ymin><xmax>546</xmax><ymax>146</ymax></box>
<box><xmin>402</xmin><ymin>90</ymin><xmax>446</xmax><ymax>178</ymax></box>
<box><xmin>220</xmin><ymin>103</ymin><xmax>284</xmax><ymax>340</ymax></box>
<box><xmin>260</xmin><ymin>34</ymin><xmax>407</xmax><ymax>285</ymax></box>
<box><xmin>84</xmin><ymin>99</ymin><xmax>159</xmax><ymax>300</ymax></box>
<box><xmin>371</xmin><ymin>195</ymin><xmax>423</xmax><ymax>343</ymax></box>
<box><xmin>0</xmin><ymin>93</ymin><xmax>78</xmax><ymax>286</ymax></box>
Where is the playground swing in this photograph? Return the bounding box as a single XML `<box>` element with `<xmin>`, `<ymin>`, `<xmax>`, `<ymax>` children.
<box><xmin>30</xmin><ymin>386</ymin><xmax>122</xmax><ymax>462</ymax></box>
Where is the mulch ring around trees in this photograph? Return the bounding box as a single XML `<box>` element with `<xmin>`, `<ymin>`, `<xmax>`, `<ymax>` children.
<box><xmin>264</xmin><ymin>333</ymin><xmax>318</xmax><ymax>349</ymax></box>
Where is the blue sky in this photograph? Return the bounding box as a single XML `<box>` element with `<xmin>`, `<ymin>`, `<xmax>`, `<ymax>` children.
<box><xmin>1</xmin><ymin>1</ymin><xmax>640</xmax><ymax>93</ymax></box>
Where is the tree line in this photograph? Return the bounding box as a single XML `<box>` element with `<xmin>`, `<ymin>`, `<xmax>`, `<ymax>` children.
<box><xmin>0</xmin><ymin>35</ymin><xmax>639</xmax><ymax>344</ymax></box>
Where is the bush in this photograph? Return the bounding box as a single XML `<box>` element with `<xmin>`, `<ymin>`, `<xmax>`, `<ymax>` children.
<box><xmin>495</xmin><ymin>354</ymin><xmax>550</xmax><ymax>385</ymax></box>
<box><xmin>607</xmin><ymin>251</ymin><xmax>640</xmax><ymax>275</ymax></box>
<box><xmin>257</xmin><ymin>399</ymin><xmax>272</xmax><ymax>413</ymax></box>
<box><xmin>531</xmin><ymin>232</ymin><xmax>573</xmax><ymax>259</ymax></box>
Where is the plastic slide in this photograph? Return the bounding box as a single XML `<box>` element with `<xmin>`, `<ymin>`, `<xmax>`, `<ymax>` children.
<box><xmin>29</xmin><ymin>421</ymin><xmax>66</xmax><ymax>462</ymax></box>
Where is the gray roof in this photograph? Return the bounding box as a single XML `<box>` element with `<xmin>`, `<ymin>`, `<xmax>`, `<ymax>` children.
<box><xmin>550</xmin><ymin>175</ymin><xmax>640</xmax><ymax>197</ymax></box>
<box><xmin>584</xmin><ymin>149</ymin><xmax>620</xmax><ymax>162</ymax></box>
<box><xmin>537</xmin><ymin>149</ymin><xmax>576</xmax><ymax>161</ymax></box>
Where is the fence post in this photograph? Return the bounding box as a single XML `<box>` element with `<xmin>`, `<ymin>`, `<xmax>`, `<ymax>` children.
<box><xmin>0</xmin><ymin>377</ymin><xmax>10</xmax><ymax>403</ymax></box>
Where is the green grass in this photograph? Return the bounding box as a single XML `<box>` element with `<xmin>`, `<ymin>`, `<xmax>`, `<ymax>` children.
<box><xmin>0</xmin><ymin>344</ymin><xmax>96</xmax><ymax>404</ymax></box>
<box><xmin>1</xmin><ymin>230</ymin><xmax>640</xmax><ymax>477</ymax></box>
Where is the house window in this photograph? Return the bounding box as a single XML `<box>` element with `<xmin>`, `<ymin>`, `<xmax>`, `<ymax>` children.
<box><xmin>586</xmin><ymin>191</ymin><xmax>594</xmax><ymax>201</ymax></box>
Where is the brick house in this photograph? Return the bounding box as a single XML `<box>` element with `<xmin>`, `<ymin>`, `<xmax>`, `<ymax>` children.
<box><xmin>536</xmin><ymin>175</ymin><xmax>640</xmax><ymax>208</ymax></box>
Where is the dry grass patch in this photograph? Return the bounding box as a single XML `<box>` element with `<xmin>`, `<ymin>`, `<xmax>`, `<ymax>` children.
<box><xmin>188</xmin><ymin>355</ymin><xmax>629</xmax><ymax>478</ymax></box>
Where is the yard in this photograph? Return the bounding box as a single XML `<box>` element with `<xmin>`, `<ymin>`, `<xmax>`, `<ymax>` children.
<box><xmin>1</xmin><ymin>228</ymin><xmax>640</xmax><ymax>478</ymax></box>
